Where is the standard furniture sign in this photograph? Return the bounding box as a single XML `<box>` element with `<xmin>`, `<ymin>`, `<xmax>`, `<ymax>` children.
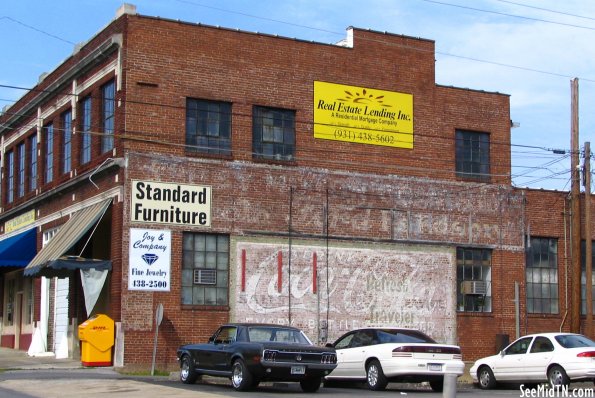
<box><xmin>131</xmin><ymin>180</ymin><xmax>211</xmax><ymax>226</ymax></box>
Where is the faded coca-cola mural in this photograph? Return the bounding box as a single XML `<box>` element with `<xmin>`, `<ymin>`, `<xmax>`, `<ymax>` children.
<box><xmin>233</xmin><ymin>241</ymin><xmax>456</xmax><ymax>345</ymax></box>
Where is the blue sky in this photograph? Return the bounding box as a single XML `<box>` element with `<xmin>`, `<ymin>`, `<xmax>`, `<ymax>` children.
<box><xmin>1</xmin><ymin>0</ymin><xmax>594</xmax><ymax>191</ymax></box>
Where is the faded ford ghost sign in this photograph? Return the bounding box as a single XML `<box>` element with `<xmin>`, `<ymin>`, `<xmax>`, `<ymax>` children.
<box><xmin>131</xmin><ymin>180</ymin><xmax>211</xmax><ymax>227</ymax></box>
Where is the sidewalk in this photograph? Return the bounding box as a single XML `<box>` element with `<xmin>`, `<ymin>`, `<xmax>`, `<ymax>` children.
<box><xmin>0</xmin><ymin>347</ymin><xmax>82</xmax><ymax>371</ymax></box>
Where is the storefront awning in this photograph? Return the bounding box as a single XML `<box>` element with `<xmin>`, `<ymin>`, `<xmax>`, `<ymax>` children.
<box><xmin>23</xmin><ymin>199</ymin><xmax>112</xmax><ymax>277</ymax></box>
<box><xmin>0</xmin><ymin>227</ymin><xmax>36</xmax><ymax>267</ymax></box>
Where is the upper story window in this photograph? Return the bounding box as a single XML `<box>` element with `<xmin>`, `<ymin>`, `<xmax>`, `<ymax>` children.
<box><xmin>455</xmin><ymin>130</ymin><xmax>490</xmax><ymax>181</ymax></box>
<box><xmin>186</xmin><ymin>99</ymin><xmax>231</xmax><ymax>155</ymax></box>
<box><xmin>44</xmin><ymin>123</ymin><xmax>54</xmax><ymax>184</ymax></box>
<box><xmin>81</xmin><ymin>96</ymin><xmax>92</xmax><ymax>164</ymax></box>
<box><xmin>62</xmin><ymin>109</ymin><xmax>72</xmax><ymax>174</ymax></box>
<box><xmin>17</xmin><ymin>142</ymin><xmax>25</xmax><ymax>198</ymax></box>
<box><xmin>253</xmin><ymin>106</ymin><xmax>295</xmax><ymax>161</ymax></box>
<box><xmin>101</xmin><ymin>80</ymin><xmax>115</xmax><ymax>153</ymax></box>
<box><xmin>6</xmin><ymin>150</ymin><xmax>14</xmax><ymax>204</ymax></box>
<box><xmin>526</xmin><ymin>237</ymin><xmax>558</xmax><ymax>314</ymax></box>
<box><xmin>29</xmin><ymin>134</ymin><xmax>37</xmax><ymax>192</ymax></box>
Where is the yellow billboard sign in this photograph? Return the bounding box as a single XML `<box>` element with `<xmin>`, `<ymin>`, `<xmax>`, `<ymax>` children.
<box><xmin>313</xmin><ymin>81</ymin><xmax>413</xmax><ymax>148</ymax></box>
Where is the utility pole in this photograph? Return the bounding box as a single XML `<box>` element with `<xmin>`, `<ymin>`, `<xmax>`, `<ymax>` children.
<box><xmin>570</xmin><ymin>78</ymin><xmax>581</xmax><ymax>333</ymax></box>
<box><xmin>585</xmin><ymin>142</ymin><xmax>592</xmax><ymax>337</ymax></box>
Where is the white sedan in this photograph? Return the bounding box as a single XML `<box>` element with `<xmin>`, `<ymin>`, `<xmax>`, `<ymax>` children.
<box><xmin>324</xmin><ymin>327</ymin><xmax>464</xmax><ymax>392</ymax></box>
<box><xmin>470</xmin><ymin>333</ymin><xmax>595</xmax><ymax>389</ymax></box>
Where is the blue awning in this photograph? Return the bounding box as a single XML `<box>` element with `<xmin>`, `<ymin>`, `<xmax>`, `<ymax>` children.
<box><xmin>0</xmin><ymin>228</ymin><xmax>36</xmax><ymax>267</ymax></box>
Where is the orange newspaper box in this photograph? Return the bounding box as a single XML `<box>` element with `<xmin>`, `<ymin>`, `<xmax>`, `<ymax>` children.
<box><xmin>78</xmin><ymin>314</ymin><xmax>115</xmax><ymax>367</ymax></box>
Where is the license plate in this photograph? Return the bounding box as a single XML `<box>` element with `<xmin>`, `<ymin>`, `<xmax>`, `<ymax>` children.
<box><xmin>291</xmin><ymin>365</ymin><xmax>306</xmax><ymax>375</ymax></box>
<box><xmin>428</xmin><ymin>363</ymin><xmax>442</xmax><ymax>371</ymax></box>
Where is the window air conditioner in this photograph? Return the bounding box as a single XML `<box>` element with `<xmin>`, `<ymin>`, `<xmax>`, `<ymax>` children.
<box><xmin>460</xmin><ymin>281</ymin><xmax>486</xmax><ymax>295</ymax></box>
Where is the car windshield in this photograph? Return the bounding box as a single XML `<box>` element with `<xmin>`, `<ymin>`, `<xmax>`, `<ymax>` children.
<box><xmin>555</xmin><ymin>334</ymin><xmax>595</xmax><ymax>348</ymax></box>
<box><xmin>247</xmin><ymin>327</ymin><xmax>311</xmax><ymax>344</ymax></box>
<box><xmin>376</xmin><ymin>329</ymin><xmax>436</xmax><ymax>344</ymax></box>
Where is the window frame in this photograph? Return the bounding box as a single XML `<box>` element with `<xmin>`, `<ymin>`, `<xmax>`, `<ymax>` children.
<box><xmin>186</xmin><ymin>98</ymin><xmax>232</xmax><ymax>155</ymax></box>
<box><xmin>181</xmin><ymin>233</ymin><xmax>230</xmax><ymax>307</ymax></box>
<box><xmin>80</xmin><ymin>96</ymin><xmax>92</xmax><ymax>164</ymax></box>
<box><xmin>62</xmin><ymin>109</ymin><xmax>72</xmax><ymax>174</ymax></box>
<box><xmin>44</xmin><ymin>123</ymin><xmax>54</xmax><ymax>184</ymax></box>
<box><xmin>6</xmin><ymin>150</ymin><xmax>14</xmax><ymax>204</ymax></box>
<box><xmin>17</xmin><ymin>142</ymin><xmax>25</xmax><ymax>198</ymax></box>
<box><xmin>526</xmin><ymin>237</ymin><xmax>559</xmax><ymax>314</ymax></box>
<box><xmin>29</xmin><ymin>134</ymin><xmax>37</xmax><ymax>192</ymax></box>
<box><xmin>457</xmin><ymin>247</ymin><xmax>492</xmax><ymax>313</ymax></box>
<box><xmin>455</xmin><ymin>129</ymin><xmax>490</xmax><ymax>181</ymax></box>
<box><xmin>252</xmin><ymin>106</ymin><xmax>295</xmax><ymax>161</ymax></box>
<box><xmin>101</xmin><ymin>80</ymin><xmax>115</xmax><ymax>154</ymax></box>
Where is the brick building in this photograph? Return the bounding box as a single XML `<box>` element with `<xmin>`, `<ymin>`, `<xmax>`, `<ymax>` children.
<box><xmin>0</xmin><ymin>4</ymin><xmax>593</xmax><ymax>369</ymax></box>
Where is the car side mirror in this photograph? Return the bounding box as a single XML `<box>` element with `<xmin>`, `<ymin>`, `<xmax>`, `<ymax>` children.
<box><xmin>325</xmin><ymin>343</ymin><xmax>334</xmax><ymax>348</ymax></box>
<box><xmin>208</xmin><ymin>336</ymin><xmax>215</xmax><ymax>344</ymax></box>
<box><xmin>499</xmin><ymin>350</ymin><xmax>505</xmax><ymax>357</ymax></box>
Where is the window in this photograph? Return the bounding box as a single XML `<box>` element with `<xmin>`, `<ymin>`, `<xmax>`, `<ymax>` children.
<box><xmin>526</xmin><ymin>237</ymin><xmax>558</xmax><ymax>314</ymax></box>
<box><xmin>504</xmin><ymin>337</ymin><xmax>532</xmax><ymax>355</ymax></box>
<box><xmin>253</xmin><ymin>106</ymin><xmax>295</xmax><ymax>160</ymax></box>
<box><xmin>530</xmin><ymin>337</ymin><xmax>554</xmax><ymax>353</ymax></box>
<box><xmin>62</xmin><ymin>109</ymin><xmax>72</xmax><ymax>173</ymax></box>
<box><xmin>81</xmin><ymin>96</ymin><xmax>92</xmax><ymax>164</ymax></box>
<box><xmin>455</xmin><ymin>130</ymin><xmax>490</xmax><ymax>181</ymax></box>
<box><xmin>29</xmin><ymin>134</ymin><xmax>37</xmax><ymax>192</ymax></box>
<box><xmin>101</xmin><ymin>80</ymin><xmax>115</xmax><ymax>153</ymax></box>
<box><xmin>581</xmin><ymin>240</ymin><xmax>595</xmax><ymax>315</ymax></box>
<box><xmin>182</xmin><ymin>233</ymin><xmax>229</xmax><ymax>306</ymax></box>
<box><xmin>17</xmin><ymin>143</ymin><xmax>25</xmax><ymax>198</ymax></box>
<box><xmin>186</xmin><ymin>99</ymin><xmax>231</xmax><ymax>155</ymax></box>
<box><xmin>6</xmin><ymin>150</ymin><xmax>14</xmax><ymax>203</ymax></box>
<box><xmin>44</xmin><ymin>123</ymin><xmax>54</xmax><ymax>183</ymax></box>
<box><xmin>457</xmin><ymin>247</ymin><xmax>492</xmax><ymax>312</ymax></box>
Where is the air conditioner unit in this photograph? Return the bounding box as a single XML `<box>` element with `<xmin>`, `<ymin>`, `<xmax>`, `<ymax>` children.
<box><xmin>461</xmin><ymin>281</ymin><xmax>486</xmax><ymax>295</ymax></box>
<box><xmin>194</xmin><ymin>269</ymin><xmax>217</xmax><ymax>285</ymax></box>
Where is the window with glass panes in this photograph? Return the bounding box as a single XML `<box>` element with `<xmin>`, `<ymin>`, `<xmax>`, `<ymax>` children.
<box><xmin>29</xmin><ymin>134</ymin><xmax>37</xmax><ymax>192</ymax></box>
<box><xmin>101</xmin><ymin>80</ymin><xmax>115</xmax><ymax>153</ymax></box>
<box><xmin>182</xmin><ymin>233</ymin><xmax>229</xmax><ymax>306</ymax></box>
<box><xmin>62</xmin><ymin>109</ymin><xmax>72</xmax><ymax>173</ymax></box>
<box><xmin>457</xmin><ymin>247</ymin><xmax>492</xmax><ymax>312</ymax></box>
<box><xmin>253</xmin><ymin>106</ymin><xmax>295</xmax><ymax>160</ymax></box>
<box><xmin>526</xmin><ymin>237</ymin><xmax>558</xmax><ymax>314</ymax></box>
<box><xmin>17</xmin><ymin>143</ymin><xmax>25</xmax><ymax>198</ymax></box>
<box><xmin>81</xmin><ymin>96</ymin><xmax>92</xmax><ymax>164</ymax></box>
<box><xmin>581</xmin><ymin>240</ymin><xmax>595</xmax><ymax>315</ymax></box>
<box><xmin>6</xmin><ymin>150</ymin><xmax>14</xmax><ymax>203</ymax></box>
<box><xmin>44</xmin><ymin>123</ymin><xmax>54</xmax><ymax>183</ymax></box>
<box><xmin>186</xmin><ymin>99</ymin><xmax>231</xmax><ymax>155</ymax></box>
<box><xmin>455</xmin><ymin>130</ymin><xmax>490</xmax><ymax>181</ymax></box>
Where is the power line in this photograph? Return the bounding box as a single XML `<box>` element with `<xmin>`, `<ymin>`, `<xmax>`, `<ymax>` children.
<box><xmin>418</xmin><ymin>0</ymin><xmax>595</xmax><ymax>31</ymax></box>
<box><xmin>493</xmin><ymin>0</ymin><xmax>595</xmax><ymax>22</ymax></box>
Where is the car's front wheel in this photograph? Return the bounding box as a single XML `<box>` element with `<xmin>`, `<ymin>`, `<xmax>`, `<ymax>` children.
<box><xmin>300</xmin><ymin>377</ymin><xmax>322</xmax><ymax>392</ymax></box>
<box><xmin>180</xmin><ymin>355</ymin><xmax>199</xmax><ymax>384</ymax></box>
<box><xmin>366</xmin><ymin>359</ymin><xmax>388</xmax><ymax>391</ymax></box>
<box><xmin>477</xmin><ymin>366</ymin><xmax>496</xmax><ymax>390</ymax></box>
<box><xmin>231</xmin><ymin>358</ymin><xmax>253</xmax><ymax>391</ymax></box>
<box><xmin>548</xmin><ymin>365</ymin><xmax>570</xmax><ymax>387</ymax></box>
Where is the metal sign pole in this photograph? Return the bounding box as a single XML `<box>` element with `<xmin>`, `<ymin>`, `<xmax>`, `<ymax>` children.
<box><xmin>151</xmin><ymin>303</ymin><xmax>164</xmax><ymax>376</ymax></box>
